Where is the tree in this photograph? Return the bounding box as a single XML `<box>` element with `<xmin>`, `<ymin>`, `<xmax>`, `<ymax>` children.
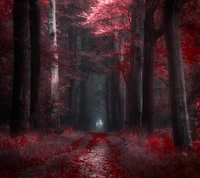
<box><xmin>142</xmin><ymin>0</ymin><xmax>164</xmax><ymax>134</ymax></box>
<box><xmin>68</xmin><ymin>3</ymin><xmax>78</xmax><ymax>129</ymax></box>
<box><xmin>49</xmin><ymin>0</ymin><xmax>59</xmax><ymax>121</ymax></box>
<box><xmin>10</xmin><ymin>0</ymin><xmax>29</xmax><ymax>136</ymax></box>
<box><xmin>30</xmin><ymin>0</ymin><xmax>41</xmax><ymax>130</ymax></box>
<box><xmin>164</xmin><ymin>0</ymin><xmax>192</xmax><ymax>148</ymax></box>
<box><xmin>131</xmin><ymin>0</ymin><xmax>144</xmax><ymax>131</ymax></box>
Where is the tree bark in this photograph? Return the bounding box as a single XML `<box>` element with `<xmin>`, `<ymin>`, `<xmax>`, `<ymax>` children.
<box><xmin>142</xmin><ymin>0</ymin><xmax>164</xmax><ymax>135</ymax></box>
<box><xmin>10</xmin><ymin>0</ymin><xmax>29</xmax><ymax>136</ymax></box>
<box><xmin>142</xmin><ymin>1</ymin><xmax>157</xmax><ymax>134</ymax></box>
<box><xmin>105</xmin><ymin>74</ymin><xmax>110</xmax><ymax>132</ymax></box>
<box><xmin>113</xmin><ymin>15</ymin><xmax>127</xmax><ymax>126</ymax></box>
<box><xmin>49</xmin><ymin>0</ymin><xmax>59</xmax><ymax>122</ymax></box>
<box><xmin>131</xmin><ymin>0</ymin><xmax>144</xmax><ymax>131</ymax></box>
<box><xmin>126</xmin><ymin>73</ymin><xmax>134</xmax><ymax>129</ymax></box>
<box><xmin>164</xmin><ymin>0</ymin><xmax>192</xmax><ymax>148</ymax></box>
<box><xmin>68</xmin><ymin>3</ymin><xmax>77</xmax><ymax>129</ymax></box>
<box><xmin>110</xmin><ymin>73</ymin><xmax>117</xmax><ymax>131</ymax></box>
<box><xmin>30</xmin><ymin>0</ymin><xmax>41</xmax><ymax>130</ymax></box>
<box><xmin>79</xmin><ymin>80</ymin><xmax>86</xmax><ymax>131</ymax></box>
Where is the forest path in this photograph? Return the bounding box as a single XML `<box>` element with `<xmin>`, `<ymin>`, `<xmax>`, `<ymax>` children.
<box><xmin>65</xmin><ymin>132</ymin><xmax>130</xmax><ymax>178</ymax></box>
<box><xmin>1</xmin><ymin>132</ymin><xmax>130</xmax><ymax>178</ymax></box>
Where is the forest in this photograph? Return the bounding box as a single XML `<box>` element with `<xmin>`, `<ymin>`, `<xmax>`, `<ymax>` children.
<box><xmin>0</xmin><ymin>0</ymin><xmax>200</xmax><ymax>177</ymax></box>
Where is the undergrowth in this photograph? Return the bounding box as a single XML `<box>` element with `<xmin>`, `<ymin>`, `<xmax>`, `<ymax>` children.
<box><xmin>0</xmin><ymin>128</ymin><xmax>82</xmax><ymax>177</ymax></box>
<box><xmin>115</xmin><ymin>130</ymin><xmax>200</xmax><ymax>178</ymax></box>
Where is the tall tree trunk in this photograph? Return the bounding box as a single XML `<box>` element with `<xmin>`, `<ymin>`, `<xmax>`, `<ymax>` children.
<box><xmin>79</xmin><ymin>34</ymin><xmax>88</xmax><ymax>131</ymax></box>
<box><xmin>49</xmin><ymin>0</ymin><xmax>59</xmax><ymax>123</ymax></box>
<box><xmin>164</xmin><ymin>0</ymin><xmax>192</xmax><ymax>148</ymax></box>
<box><xmin>115</xmin><ymin>76</ymin><xmax>122</xmax><ymax>130</ymax></box>
<box><xmin>57</xmin><ymin>2</ymin><xmax>69</xmax><ymax>127</ymax></box>
<box><xmin>105</xmin><ymin>74</ymin><xmax>110</xmax><ymax>132</ymax></box>
<box><xmin>106</xmin><ymin>70</ymin><xmax>112</xmax><ymax>132</ymax></box>
<box><xmin>110</xmin><ymin>73</ymin><xmax>117</xmax><ymax>131</ymax></box>
<box><xmin>79</xmin><ymin>80</ymin><xmax>86</xmax><ymax>131</ymax></box>
<box><xmin>142</xmin><ymin>41</ymin><xmax>156</xmax><ymax>134</ymax></box>
<box><xmin>131</xmin><ymin>0</ymin><xmax>144</xmax><ymax>131</ymax></box>
<box><xmin>10</xmin><ymin>0</ymin><xmax>29</xmax><ymax>136</ymax></box>
<box><xmin>30</xmin><ymin>0</ymin><xmax>41</xmax><ymax>130</ymax></box>
<box><xmin>68</xmin><ymin>4</ymin><xmax>77</xmax><ymax>129</ymax></box>
<box><xmin>114</xmin><ymin>31</ymin><xmax>127</xmax><ymax>127</ymax></box>
<box><xmin>142</xmin><ymin>0</ymin><xmax>164</xmax><ymax>135</ymax></box>
<box><xmin>126</xmin><ymin>73</ymin><xmax>134</xmax><ymax>129</ymax></box>
<box><xmin>142</xmin><ymin>1</ymin><xmax>157</xmax><ymax>134</ymax></box>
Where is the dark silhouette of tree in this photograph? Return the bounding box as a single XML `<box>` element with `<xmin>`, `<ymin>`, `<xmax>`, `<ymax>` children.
<box><xmin>131</xmin><ymin>0</ymin><xmax>144</xmax><ymax>131</ymax></box>
<box><xmin>164</xmin><ymin>0</ymin><xmax>192</xmax><ymax>148</ymax></box>
<box><xmin>30</xmin><ymin>0</ymin><xmax>41</xmax><ymax>130</ymax></box>
<box><xmin>142</xmin><ymin>0</ymin><xmax>164</xmax><ymax>134</ymax></box>
<box><xmin>10</xmin><ymin>0</ymin><xmax>30</xmax><ymax>137</ymax></box>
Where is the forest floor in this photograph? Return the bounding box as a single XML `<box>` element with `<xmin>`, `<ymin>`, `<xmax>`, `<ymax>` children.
<box><xmin>0</xmin><ymin>129</ymin><xmax>200</xmax><ymax>178</ymax></box>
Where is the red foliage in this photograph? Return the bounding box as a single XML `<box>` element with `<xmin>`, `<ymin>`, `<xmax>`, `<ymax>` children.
<box><xmin>0</xmin><ymin>0</ymin><xmax>13</xmax><ymax>20</ymax></box>
<box><xmin>63</xmin><ymin>128</ymin><xmax>73</xmax><ymax>135</ymax></box>
<box><xmin>146</xmin><ymin>133</ymin><xmax>174</xmax><ymax>155</ymax></box>
<box><xmin>0</xmin><ymin>134</ymin><xmax>42</xmax><ymax>151</ymax></box>
<box><xmin>195</xmin><ymin>98</ymin><xmax>200</xmax><ymax>110</ymax></box>
<box><xmin>0</xmin><ymin>134</ymin><xmax>84</xmax><ymax>177</ymax></box>
<box><xmin>193</xmin><ymin>140</ymin><xmax>200</xmax><ymax>150</ymax></box>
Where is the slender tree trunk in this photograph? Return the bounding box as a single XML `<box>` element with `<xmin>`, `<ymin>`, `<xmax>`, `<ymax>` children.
<box><xmin>110</xmin><ymin>73</ymin><xmax>117</xmax><ymax>131</ymax></box>
<box><xmin>123</xmin><ymin>83</ymin><xmax>127</xmax><ymax>126</ymax></box>
<box><xmin>49</xmin><ymin>0</ymin><xmax>59</xmax><ymax>123</ymax></box>
<box><xmin>131</xmin><ymin>0</ymin><xmax>144</xmax><ymax>130</ymax></box>
<box><xmin>68</xmin><ymin>4</ymin><xmax>77</xmax><ymax>129</ymax></box>
<box><xmin>79</xmin><ymin>80</ymin><xmax>86</xmax><ymax>131</ymax></box>
<box><xmin>105</xmin><ymin>74</ymin><xmax>110</xmax><ymax>132</ymax></box>
<box><xmin>79</xmin><ymin>34</ymin><xmax>88</xmax><ymax>131</ymax></box>
<box><xmin>10</xmin><ymin>0</ymin><xmax>29</xmax><ymax>136</ymax></box>
<box><xmin>106</xmin><ymin>71</ymin><xmax>112</xmax><ymax>132</ymax></box>
<box><xmin>127</xmin><ymin>73</ymin><xmax>134</xmax><ymax>129</ymax></box>
<box><xmin>116</xmin><ymin>77</ymin><xmax>122</xmax><ymax>130</ymax></box>
<box><xmin>30</xmin><ymin>0</ymin><xmax>41</xmax><ymax>130</ymax></box>
<box><xmin>164</xmin><ymin>0</ymin><xmax>192</xmax><ymax>148</ymax></box>
<box><xmin>114</xmin><ymin>30</ymin><xmax>126</xmax><ymax>126</ymax></box>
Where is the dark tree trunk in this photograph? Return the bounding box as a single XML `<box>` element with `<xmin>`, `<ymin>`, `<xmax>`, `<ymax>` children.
<box><xmin>126</xmin><ymin>73</ymin><xmax>134</xmax><ymax>129</ymax></box>
<box><xmin>29</xmin><ymin>0</ymin><xmax>41</xmax><ymax>130</ymax></box>
<box><xmin>142</xmin><ymin>1</ymin><xmax>156</xmax><ymax>134</ymax></box>
<box><xmin>142</xmin><ymin>0</ymin><xmax>164</xmax><ymax>135</ymax></box>
<box><xmin>105</xmin><ymin>74</ymin><xmax>110</xmax><ymax>132</ymax></box>
<box><xmin>110</xmin><ymin>73</ymin><xmax>117</xmax><ymax>131</ymax></box>
<box><xmin>164</xmin><ymin>0</ymin><xmax>192</xmax><ymax>149</ymax></box>
<box><xmin>106</xmin><ymin>70</ymin><xmax>113</xmax><ymax>132</ymax></box>
<box><xmin>10</xmin><ymin>0</ymin><xmax>30</xmax><ymax>136</ymax></box>
<box><xmin>79</xmin><ymin>80</ymin><xmax>86</xmax><ymax>131</ymax></box>
<box><xmin>113</xmin><ymin>28</ymin><xmax>126</xmax><ymax>129</ymax></box>
<box><xmin>142</xmin><ymin>39</ymin><xmax>156</xmax><ymax>134</ymax></box>
<box><xmin>132</xmin><ymin>47</ymin><xmax>143</xmax><ymax>129</ymax></box>
<box><xmin>115</xmin><ymin>76</ymin><xmax>122</xmax><ymax>130</ymax></box>
<box><xmin>131</xmin><ymin>0</ymin><xmax>144</xmax><ymax>131</ymax></box>
<box><xmin>68</xmin><ymin>6</ymin><xmax>77</xmax><ymax>129</ymax></box>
